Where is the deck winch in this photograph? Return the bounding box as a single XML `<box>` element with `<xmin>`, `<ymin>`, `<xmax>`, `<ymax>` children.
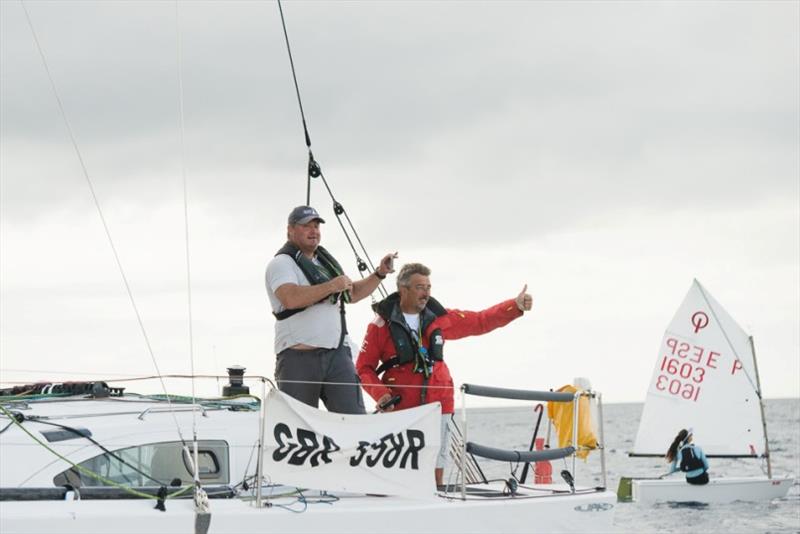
<box><xmin>222</xmin><ymin>366</ymin><xmax>249</xmax><ymax>397</ymax></box>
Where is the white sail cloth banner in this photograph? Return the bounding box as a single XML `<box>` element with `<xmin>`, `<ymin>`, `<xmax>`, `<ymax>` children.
<box><xmin>262</xmin><ymin>389</ymin><xmax>440</xmax><ymax>497</ymax></box>
<box><xmin>633</xmin><ymin>279</ymin><xmax>765</xmax><ymax>457</ymax></box>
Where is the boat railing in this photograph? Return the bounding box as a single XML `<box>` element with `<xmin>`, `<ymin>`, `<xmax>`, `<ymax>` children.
<box><xmin>137</xmin><ymin>405</ymin><xmax>208</xmax><ymax>420</ymax></box>
<box><xmin>457</xmin><ymin>383</ymin><xmax>607</xmax><ymax>500</ymax></box>
<box><xmin>461</xmin><ymin>384</ymin><xmax>576</xmax><ymax>402</ymax></box>
<box><xmin>446</xmin><ymin>414</ymin><xmax>487</xmax><ymax>484</ymax></box>
<box><xmin>465</xmin><ymin>442</ymin><xmax>576</xmax><ymax>463</ymax></box>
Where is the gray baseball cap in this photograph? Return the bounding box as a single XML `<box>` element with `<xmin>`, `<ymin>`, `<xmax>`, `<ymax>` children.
<box><xmin>288</xmin><ymin>205</ymin><xmax>326</xmax><ymax>225</ymax></box>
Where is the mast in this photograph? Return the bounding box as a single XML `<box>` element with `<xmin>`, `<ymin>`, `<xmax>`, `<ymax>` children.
<box><xmin>749</xmin><ymin>335</ymin><xmax>772</xmax><ymax>478</ymax></box>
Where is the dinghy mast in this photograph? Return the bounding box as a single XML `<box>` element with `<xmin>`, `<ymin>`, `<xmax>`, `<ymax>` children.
<box><xmin>749</xmin><ymin>336</ymin><xmax>772</xmax><ymax>478</ymax></box>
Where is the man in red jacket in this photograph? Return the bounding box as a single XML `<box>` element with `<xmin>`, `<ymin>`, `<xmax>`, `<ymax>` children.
<box><xmin>356</xmin><ymin>262</ymin><xmax>533</xmax><ymax>485</ymax></box>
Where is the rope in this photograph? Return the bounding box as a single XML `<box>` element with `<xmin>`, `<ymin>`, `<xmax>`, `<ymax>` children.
<box><xmin>19</xmin><ymin>0</ymin><xmax>187</xmax><ymax>446</ymax></box>
<box><xmin>0</xmin><ymin>372</ymin><xmax>255</xmax><ymax>384</ymax></box>
<box><xmin>275</xmin><ymin>378</ymin><xmax>455</xmax><ymax>390</ymax></box>
<box><xmin>172</xmin><ymin>0</ymin><xmax>201</xmax><ymax>489</ymax></box>
<box><xmin>32</xmin><ymin>418</ymin><xmax>164</xmax><ymax>487</ymax></box>
<box><xmin>1</xmin><ymin>375</ymin><xmax>452</xmax><ymax>393</ymax></box>
<box><xmin>277</xmin><ymin>0</ymin><xmax>315</xmax><ymax>204</ymax></box>
<box><xmin>275</xmin><ymin>1</ymin><xmax>388</xmax><ymax>299</ymax></box>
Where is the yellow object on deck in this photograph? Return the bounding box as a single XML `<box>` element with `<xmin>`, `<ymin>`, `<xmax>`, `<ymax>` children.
<box><xmin>547</xmin><ymin>385</ymin><xmax>598</xmax><ymax>460</ymax></box>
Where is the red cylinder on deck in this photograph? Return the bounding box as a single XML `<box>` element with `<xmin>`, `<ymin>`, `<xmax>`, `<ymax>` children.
<box><xmin>533</xmin><ymin>437</ymin><xmax>552</xmax><ymax>484</ymax></box>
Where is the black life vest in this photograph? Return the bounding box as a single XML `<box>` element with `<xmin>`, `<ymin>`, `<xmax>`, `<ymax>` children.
<box><xmin>272</xmin><ymin>241</ymin><xmax>350</xmax><ymax>321</ymax></box>
<box><xmin>679</xmin><ymin>445</ymin><xmax>704</xmax><ymax>472</ymax></box>
<box><xmin>373</xmin><ymin>293</ymin><xmax>447</xmax><ymax>377</ymax></box>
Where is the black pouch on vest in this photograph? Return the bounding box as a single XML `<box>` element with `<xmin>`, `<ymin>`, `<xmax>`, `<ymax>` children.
<box><xmin>428</xmin><ymin>328</ymin><xmax>444</xmax><ymax>361</ymax></box>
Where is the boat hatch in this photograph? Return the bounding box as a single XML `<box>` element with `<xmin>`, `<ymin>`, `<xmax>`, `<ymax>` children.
<box><xmin>40</xmin><ymin>428</ymin><xmax>92</xmax><ymax>443</ymax></box>
<box><xmin>52</xmin><ymin>440</ymin><xmax>229</xmax><ymax>488</ymax></box>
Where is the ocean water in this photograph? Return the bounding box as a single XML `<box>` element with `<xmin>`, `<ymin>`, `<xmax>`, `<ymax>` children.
<box><xmin>457</xmin><ymin>398</ymin><xmax>800</xmax><ymax>533</ymax></box>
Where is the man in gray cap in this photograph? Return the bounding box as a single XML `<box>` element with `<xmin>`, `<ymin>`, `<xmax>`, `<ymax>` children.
<box><xmin>265</xmin><ymin>205</ymin><xmax>397</xmax><ymax>413</ymax></box>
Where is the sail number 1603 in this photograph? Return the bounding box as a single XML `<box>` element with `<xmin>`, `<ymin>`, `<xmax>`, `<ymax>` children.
<box><xmin>656</xmin><ymin>356</ymin><xmax>702</xmax><ymax>401</ymax></box>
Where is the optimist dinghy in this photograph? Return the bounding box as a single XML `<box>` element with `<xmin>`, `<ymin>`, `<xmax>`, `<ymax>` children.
<box><xmin>618</xmin><ymin>279</ymin><xmax>793</xmax><ymax>504</ymax></box>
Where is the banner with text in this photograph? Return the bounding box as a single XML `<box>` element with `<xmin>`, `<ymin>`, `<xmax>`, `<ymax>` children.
<box><xmin>263</xmin><ymin>389</ymin><xmax>440</xmax><ymax>497</ymax></box>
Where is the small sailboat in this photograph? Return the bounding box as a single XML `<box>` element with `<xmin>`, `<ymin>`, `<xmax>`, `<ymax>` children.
<box><xmin>618</xmin><ymin>279</ymin><xmax>794</xmax><ymax>504</ymax></box>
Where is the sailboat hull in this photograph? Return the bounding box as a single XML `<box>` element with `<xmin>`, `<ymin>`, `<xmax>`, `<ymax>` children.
<box><xmin>0</xmin><ymin>485</ymin><xmax>616</xmax><ymax>534</ymax></box>
<box><xmin>0</xmin><ymin>393</ymin><xmax>615</xmax><ymax>534</ymax></box>
<box><xmin>631</xmin><ymin>476</ymin><xmax>793</xmax><ymax>504</ymax></box>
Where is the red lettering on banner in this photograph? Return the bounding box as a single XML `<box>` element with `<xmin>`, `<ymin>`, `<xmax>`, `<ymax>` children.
<box><xmin>692</xmin><ymin>367</ymin><xmax>705</xmax><ymax>383</ymax></box>
<box><xmin>655</xmin><ymin>374</ymin><xmax>701</xmax><ymax>402</ymax></box>
<box><xmin>731</xmin><ymin>359</ymin><xmax>743</xmax><ymax>375</ymax></box>
<box><xmin>660</xmin><ymin>357</ymin><xmax>706</xmax><ymax>382</ymax></box>
<box><xmin>659</xmin><ymin>338</ymin><xmax>726</xmax><ymax>403</ymax></box>
<box><xmin>657</xmin><ymin>356</ymin><xmax>707</xmax><ymax>402</ymax></box>
<box><xmin>666</xmin><ymin>338</ymin><xmax>678</xmax><ymax>354</ymax></box>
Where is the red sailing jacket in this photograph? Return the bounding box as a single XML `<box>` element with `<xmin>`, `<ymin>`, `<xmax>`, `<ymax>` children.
<box><xmin>356</xmin><ymin>294</ymin><xmax>523</xmax><ymax>414</ymax></box>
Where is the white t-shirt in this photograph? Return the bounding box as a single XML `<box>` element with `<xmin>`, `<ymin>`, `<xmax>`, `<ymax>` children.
<box><xmin>403</xmin><ymin>312</ymin><xmax>420</xmax><ymax>341</ymax></box>
<box><xmin>265</xmin><ymin>254</ymin><xmax>348</xmax><ymax>353</ymax></box>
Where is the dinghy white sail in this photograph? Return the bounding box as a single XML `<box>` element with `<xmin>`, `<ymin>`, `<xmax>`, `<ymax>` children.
<box><xmin>620</xmin><ymin>279</ymin><xmax>793</xmax><ymax>504</ymax></box>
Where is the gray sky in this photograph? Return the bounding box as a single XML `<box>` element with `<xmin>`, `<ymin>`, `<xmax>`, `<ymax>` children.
<box><xmin>1</xmin><ymin>1</ymin><xmax>798</xmax><ymax>404</ymax></box>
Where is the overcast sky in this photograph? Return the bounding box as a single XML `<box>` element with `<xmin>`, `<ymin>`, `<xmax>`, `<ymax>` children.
<box><xmin>1</xmin><ymin>1</ymin><xmax>798</xmax><ymax>405</ymax></box>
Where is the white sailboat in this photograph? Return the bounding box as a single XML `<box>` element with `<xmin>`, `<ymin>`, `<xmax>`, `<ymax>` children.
<box><xmin>0</xmin><ymin>2</ymin><xmax>620</xmax><ymax>531</ymax></box>
<box><xmin>620</xmin><ymin>279</ymin><xmax>793</xmax><ymax>504</ymax></box>
<box><xmin>0</xmin><ymin>375</ymin><xmax>616</xmax><ymax>533</ymax></box>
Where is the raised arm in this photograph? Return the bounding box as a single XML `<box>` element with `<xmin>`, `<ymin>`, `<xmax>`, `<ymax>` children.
<box><xmin>440</xmin><ymin>285</ymin><xmax>532</xmax><ymax>340</ymax></box>
<box><xmin>350</xmin><ymin>252</ymin><xmax>397</xmax><ymax>303</ymax></box>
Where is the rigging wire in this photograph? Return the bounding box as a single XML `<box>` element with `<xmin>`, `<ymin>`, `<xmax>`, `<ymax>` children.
<box><xmin>277</xmin><ymin>0</ymin><xmax>316</xmax><ymax>205</ymax></box>
<box><xmin>31</xmin><ymin>418</ymin><xmax>165</xmax><ymax>487</ymax></box>
<box><xmin>276</xmin><ymin>0</ymin><xmax>387</xmax><ymax>299</ymax></box>
<box><xmin>19</xmin><ymin>0</ymin><xmax>187</xmax><ymax>445</ymax></box>
<box><xmin>173</xmin><ymin>0</ymin><xmax>201</xmax><ymax>489</ymax></box>
<box><xmin>695</xmin><ymin>282</ymin><xmax>759</xmax><ymax>395</ymax></box>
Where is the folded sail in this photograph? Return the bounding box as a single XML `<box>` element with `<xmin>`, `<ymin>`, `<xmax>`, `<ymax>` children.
<box><xmin>547</xmin><ymin>384</ymin><xmax>598</xmax><ymax>460</ymax></box>
<box><xmin>632</xmin><ymin>280</ymin><xmax>764</xmax><ymax>457</ymax></box>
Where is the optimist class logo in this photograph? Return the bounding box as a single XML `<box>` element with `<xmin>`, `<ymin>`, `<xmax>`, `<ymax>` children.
<box><xmin>691</xmin><ymin>311</ymin><xmax>709</xmax><ymax>333</ymax></box>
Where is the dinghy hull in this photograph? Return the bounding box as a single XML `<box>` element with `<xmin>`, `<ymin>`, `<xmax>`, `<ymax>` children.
<box><xmin>630</xmin><ymin>476</ymin><xmax>793</xmax><ymax>504</ymax></box>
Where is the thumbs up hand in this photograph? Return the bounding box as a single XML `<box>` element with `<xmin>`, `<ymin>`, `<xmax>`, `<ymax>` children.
<box><xmin>515</xmin><ymin>284</ymin><xmax>533</xmax><ymax>312</ymax></box>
